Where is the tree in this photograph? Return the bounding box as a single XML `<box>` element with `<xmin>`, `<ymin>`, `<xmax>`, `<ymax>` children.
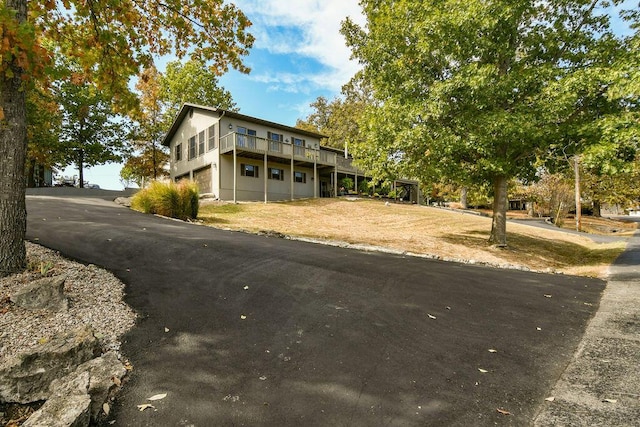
<box><xmin>160</xmin><ymin>59</ymin><xmax>238</xmax><ymax>124</ymax></box>
<box><xmin>0</xmin><ymin>0</ymin><xmax>254</xmax><ymax>277</ymax></box>
<box><xmin>128</xmin><ymin>66</ymin><xmax>169</xmax><ymax>182</ymax></box>
<box><xmin>341</xmin><ymin>0</ymin><xmax>637</xmax><ymax>246</ymax></box>
<box><xmin>296</xmin><ymin>76</ymin><xmax>372</xmax><ymax>149</ymax></box>
<box><xmin>25</xmin><ymin>81</ymin><xmax>62</xmax><ymax>187</ymax></box>
<box><xmin>57</xmin><ymin>75</ymin><xmax>127</xmax><ymax>187</ymax></box>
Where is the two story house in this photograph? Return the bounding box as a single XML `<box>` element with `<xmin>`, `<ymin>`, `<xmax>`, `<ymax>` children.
<box><xmin>162</xmin><ymin>103</ymin><xmax>420</xmax><ymax>203</ymax></box>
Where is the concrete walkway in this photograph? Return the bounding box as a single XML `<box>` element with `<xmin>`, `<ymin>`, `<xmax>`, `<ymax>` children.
<box><xmin>534</xmin><ymin>221</ymin><xmax>640</xmax><ymax>425</ymax></box>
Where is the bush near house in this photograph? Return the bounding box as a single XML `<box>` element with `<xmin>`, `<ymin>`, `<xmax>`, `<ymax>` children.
<box><xmin>131</xmin><ymin>180</ymin><xmax>199</xmax><ymax>220</ymax></box>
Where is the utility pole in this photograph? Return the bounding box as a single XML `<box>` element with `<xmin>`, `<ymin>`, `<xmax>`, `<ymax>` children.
<box><xmin>574</xmin><ymin>155</ymin><xmax>581</xmax><ymax>232</ymax></box>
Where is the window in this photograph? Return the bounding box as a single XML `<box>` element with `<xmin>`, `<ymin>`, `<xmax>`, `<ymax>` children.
<box><xmin>293</xmin><ymin>137</ymin><xmax>305</xmax><ymax>155</ymax></box>
<box><xmin>241</xmin><ymin>163</ymin><xmax>259</xmax><ymax>178</ymax></box>
<box><xmin>207</xmin><ymin>125</ymin><xmax>216</xmax><ymax>150</ymax></box>
<box><xmin>188</xmin><ymin>136</ymin><xmax>196</xmax><ymax>160</ymax></box>
<box><xmin>198</xmin><ymin>131</ymin><xmax>205</xmax><ymax>156</ymax></box>
<box><xmin>294</xmin><ymin>171</ymin><xmax>306</xmax><ymax>183</ymax></box>
<box><xmin>175</xmin><ymin>143</ymin><xmax>182</xmax><ymax>161</ymax></box>
<box><xmin>268</xmin><ymin>131</ymin><xmax>283</xmax><ymax>152</ymax></box>
<box><xmin>268</xmin><ymin>167</ymin><xmax>284</xmax><ymax>181</ymax></box>
<box><xmin>237</xmin><ymin>127</ymin><xmax>257</xmax><ymax>148</ymax></box>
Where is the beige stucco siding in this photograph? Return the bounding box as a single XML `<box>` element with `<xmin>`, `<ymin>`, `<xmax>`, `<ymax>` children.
<box><xmin>168</xmin><ymin>109</ymin><xmax>221</xmax><ymax>196</ymax></box>
<box><xmin>219</xmin><ymin>155</ymin><xmax>315</xmax><ymax>201</ymax></box>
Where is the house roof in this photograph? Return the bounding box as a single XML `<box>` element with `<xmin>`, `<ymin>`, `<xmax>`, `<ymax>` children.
<box><xmin>161</xmin><ymin>103</ymin><xmax>328</xmax><ymax>147</ymax></box>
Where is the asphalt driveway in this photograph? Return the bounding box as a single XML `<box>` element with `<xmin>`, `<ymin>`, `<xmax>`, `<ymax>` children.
<box><xmin>25</xmin><ymin>196</ymin><xmax>605</xmax><ymax>426</ymax></box>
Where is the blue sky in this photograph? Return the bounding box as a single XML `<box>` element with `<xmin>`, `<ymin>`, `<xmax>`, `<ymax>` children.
<box><xmin>66</xmin><ymin>0</ymin><xmax>364</xmax><ymax>190</ymax></box>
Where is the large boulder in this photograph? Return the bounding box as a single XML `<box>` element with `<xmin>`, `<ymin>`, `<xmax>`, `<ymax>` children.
<box><xmin>22</xmin><ymin>372</ymin><xmax>91</xmax><ymax>427</ymax></box>
<box><xmin>21</xmin><ymin>352</ymin><xmax>126</xmax><ymax>427</ymax></box>
<box><xmin>72</xmin><ymin>351</ymin><xmax>125</xmax><ymax>422</ymax></box>
<box><xmin>10</xmin><ymin>276</ymin><xmax>68</xmax><ymax>312</ymax></box>
<box><xmin>0</xmin><ymin>326</ymin><xmax>99</xmax><ymax>403</ymax></box>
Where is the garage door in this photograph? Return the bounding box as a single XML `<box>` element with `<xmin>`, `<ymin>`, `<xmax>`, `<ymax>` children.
<box><xmin>193</xmin><ymin>165</ymin><xmax>212</xmax><ymax>193</ymax></box>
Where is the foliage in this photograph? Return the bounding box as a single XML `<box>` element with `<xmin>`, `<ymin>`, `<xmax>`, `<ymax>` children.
<box><xmin>358</xmin><ymin>179</ymin><xmax>371</xmax><ymax>195</ymax></box>
<box><xmin>127</xmin><ymin>66</ymin><xmax>168</xmax><ymax>182</ymax></box>
<box><xmin>341</xmin><ymin>0</ymin><xmax>638</xmax><ymax>246</ymax></box>
<box><xmin>131</xmin><ymin>180</ymin><xmax>199</xmax><ymax>220</ymax></box>
<box><xmin>25</xmin><ymin>81</ymin><xmax>62</xmax><ymax>186</ymax></box>
<box><xmin>161</xmin><ymin>59</ymin><xmax>237</xmax><ymax>124</ymax></box>
<box><xmin>119</xmin><ymin>148</ymin><xmax>170</xmax><ymax>188</ymax></box>
<box><xmin>56</xmin><ymin>74</ymin><xmax>128</xmax><ymax>187</ymax></box>
<box><xmin>523</xmin><ymin>172</ymin><xmax>574</xmax><ymax>223</ymax></box>
<box><xmin>296</xmin><ymin>76</ymin><xmax>373</xmax><ymax>149</ymax></box>
<box><xmin>581</xmin><ymin>153</ymin><xmax>640</xmax><ymax>214</ymax></box>
<box><xmin>340</xmin><ymin>177</ymin><xmax>354</xmax><ymax>191</ymax></box>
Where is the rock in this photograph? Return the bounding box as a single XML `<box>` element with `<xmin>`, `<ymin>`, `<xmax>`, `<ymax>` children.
<box><xmin>0</xmin><ymin>326</ymin><xmax>99</xmax><ymax>403</ymax></box>
<box><xmin>20</xmin><ymin>352</ymin><xmax>126</xmax><ymax>427</ymax></box>
<box><xmin>10</xmin><ymin>276</ymin><xmax>68</xmax><ymax>311</ymax></box>
<box><xmin>72</xmin><ymin>352</ymin><xmax>125</xmax><ymax>422</ymax></box>
<box><xmin>114</xmin><ymin>197</ymin><xmax>132</xmax><ymax>207</ymax></box>
<box><xmin>22</xmin><ymin>372</ymin><xmax>91</xmax><ymax>427</ymax></box>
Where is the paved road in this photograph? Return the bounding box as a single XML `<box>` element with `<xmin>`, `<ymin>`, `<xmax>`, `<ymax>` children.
<box><xmin>26</xmin><ymin>196</ymin><xmax>605</xmax><ymax>426</ymax></box>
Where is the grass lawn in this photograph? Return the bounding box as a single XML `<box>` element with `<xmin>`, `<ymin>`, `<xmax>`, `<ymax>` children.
<box><xmin>198</xmin><ymin>198</ymin><xmax>636</xmax><ymax>278</ymax></box>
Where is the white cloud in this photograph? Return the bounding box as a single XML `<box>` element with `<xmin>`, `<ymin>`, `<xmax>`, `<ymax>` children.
<box><xmin>233</xmin><ymin>0</ymin><xmax>365</xmax><ymax>93</ymax></box>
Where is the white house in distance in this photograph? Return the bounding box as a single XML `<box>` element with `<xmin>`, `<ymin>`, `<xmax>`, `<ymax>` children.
<box><xmin>162</xmin><ymin>103</ymin><xmax>419</xmax><ymax>203</ymax></box>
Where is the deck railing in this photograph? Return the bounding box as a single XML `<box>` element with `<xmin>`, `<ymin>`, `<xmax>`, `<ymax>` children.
<box><xmin>220</xmin><ymin>132</ymin><xmax>337</xmax><ymax>166</ymax></box>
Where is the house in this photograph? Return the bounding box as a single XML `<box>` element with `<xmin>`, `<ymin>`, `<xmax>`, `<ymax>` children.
<box><xmin>162</xmin><ymin>103</ymin><xmax>420</xmax><ymax>203</ymax></box>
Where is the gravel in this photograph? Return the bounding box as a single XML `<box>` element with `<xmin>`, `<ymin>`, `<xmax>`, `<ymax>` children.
<box><xmin>0</xmin><ymin>242</ymin><xmax>136</xmax><ymax>361</ymax></box>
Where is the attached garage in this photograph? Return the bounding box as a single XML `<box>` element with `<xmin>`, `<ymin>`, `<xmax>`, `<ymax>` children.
<box><xmin>193</xmin><ymin>165</ymin><xmax>212</xmax><ymax>194</ymax></box>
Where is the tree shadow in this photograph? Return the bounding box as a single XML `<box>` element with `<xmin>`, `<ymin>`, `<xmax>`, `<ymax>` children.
<box><xmin>439</xmin><ymin>229</ymin><xmax>624</xmax><ymax>270</ymax></box>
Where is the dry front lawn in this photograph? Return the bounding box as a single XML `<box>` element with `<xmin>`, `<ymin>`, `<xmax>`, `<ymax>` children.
<box><xmin>199</xmin><ymin>198</ymin><xmax>635</xmax><ymax>278</ymax></box>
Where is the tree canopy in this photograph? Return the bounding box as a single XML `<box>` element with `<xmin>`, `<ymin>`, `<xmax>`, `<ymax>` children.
<box><xmin>341</xmin><ymin>0</ymin><xmax>639</xmax><ymax>245</ymax></box>
<box><xmin>296</xmin><ymin>77</ymin><xmax>373</xmax><ymax>149</ymax></box>
<box><xmin>57</xmin><ymin>74</ymin><xmax>127</xmax><ymax>187</ymax></box>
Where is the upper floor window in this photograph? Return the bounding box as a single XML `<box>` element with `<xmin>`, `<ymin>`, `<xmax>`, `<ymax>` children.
<box><xmin>237</xmin><ymin>127</ymin><xmax>257</xmax><ymax>148</ymax></box>
<box><xmin>268</xmin><ymin>131</ymin><xmax>283</xmax><ymax>152</ymax></box>
<box><xmin>198</xmin><ymin>130</ymin><xmax>205</xmax><ymax>156</ymax></box>
<box><xmin>207</xmin><ymin>125</ymin><xmax>216</xmax><ymax>151</ymax></box>
<box><xmin>175</xmin><ymin>143</ymin><xmax>182</xmax><ymax>161</ymax></box>
<box><xmin>241</xmin><ymin>163</ymin><xmax>259</xmax><ymax>178</ymax></box>
<box><xmin>188</xmin><ymin>136</ymin><xmax>196</xmax><ymax>160</ymax></box>
<box><xmin>293</xmin><ymin>137</ymin><xmax>306</xmax><ymax>155</ymax></box>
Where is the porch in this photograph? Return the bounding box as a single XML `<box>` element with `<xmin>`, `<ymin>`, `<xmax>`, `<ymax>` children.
<box><xmin>220</xmin><ymin>132</ymin><xmax>340</xmax><ymax>202</ymax></box>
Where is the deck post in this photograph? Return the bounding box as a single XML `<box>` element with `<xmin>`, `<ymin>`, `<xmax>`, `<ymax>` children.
<box><xmin>314</xmin><ymin>154</ymin><xmax>318</xmax><ymax>198</ymax></box>
<box><xmin>291</xmin><ymin>153</ymin><xmax>294</xmax><ymax>201</ymax></box>
<box><xmin>233</xmin><ymin>139</ymin><xmax>237</xmax><ymax>203</ymax></box>
<box><xmin>264</xmin><ymin>151</ymin><xmax>268</xmax><ymax>203</ymax></box>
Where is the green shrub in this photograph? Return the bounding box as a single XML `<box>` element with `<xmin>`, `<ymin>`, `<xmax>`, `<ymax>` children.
<box><xmin>131</xmin><ymin>180</ymin><xmax>200</xmax><ymax>220</ymax></box>
<box><xmin>358</xmin><ymin>180</ymin><xmax>371</xmax><ymax>194</ymax></box>
<box><xmin>340</xmin><ymin>177</ymin><xmax>354</xmax><ymax>192</ymax></box>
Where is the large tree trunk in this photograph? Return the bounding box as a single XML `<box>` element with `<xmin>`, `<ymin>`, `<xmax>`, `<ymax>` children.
<box><xmin>489</xmin><ymin>176</ymin><xmax>508</xmax><ymax>247</ymax></box>
<box><xmin>78</xmin><ymin>150</ymin><xmax>84</xmax><ymax>188</ymax></box>
<box><xmin>593</xmin><ymin>200</ymin><xmax>601</xmax><ymax>218</ymax></box>
<box><xmin>460</xmin><ymin>186</ymin><xmax>468</xmax><ymax>209</ymax></box>
<box><xmin>0</xmin><ymin>0</ymin><xmax>28</xmax><ymax>277</ymax></box>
